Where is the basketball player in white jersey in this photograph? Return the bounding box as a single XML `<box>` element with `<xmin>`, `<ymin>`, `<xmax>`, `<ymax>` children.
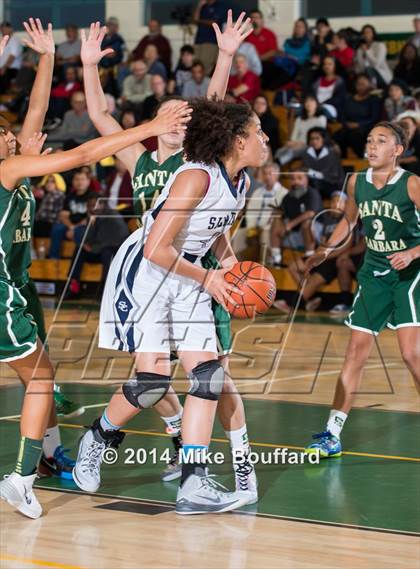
<box><xmin>73</xmin><ymin>99</ymin><xmax>269</xmax><ymax>514</ymax></box>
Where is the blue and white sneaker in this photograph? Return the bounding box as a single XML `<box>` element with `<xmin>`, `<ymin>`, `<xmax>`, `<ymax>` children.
<box><xmin>39</xmin><ymin>445</ymin><xmax>76</xmax><ymax>480</ymax></box>
<box><xmin>305</xmin><ymin>431</ymin><xmax>342</xmax><ymax>458</ymax></box>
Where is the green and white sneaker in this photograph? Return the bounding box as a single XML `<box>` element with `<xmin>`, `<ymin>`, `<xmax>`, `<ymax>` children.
<box><xmin>54</xmin><ymin>387</ymin><xmax>85</xmax><ymax>418</ymax></box>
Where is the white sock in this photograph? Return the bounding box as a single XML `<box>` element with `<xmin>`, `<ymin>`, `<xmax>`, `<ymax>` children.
<box><xmin>225</xmin><ymin>425</ymin><xmax>250</xmax><ymax>457</ymax></box>
<box><xmin>271</xmin><ymin>248</ymin><xmax>282</xmax><ymax>264</ymax></box>
<box><xmin>161</xmin><ymin>409</ymin><xmax>183</xmax><ymax>435</ymax></box>
<box><xmin>42</xmin><ymin>425</ymin><xmax>61</xmax><ymax>458</ymax></box>
<box><xmin>326</xmin><ymin>409</ymin><xmax>348</xmax><ymax>438</ymax></box>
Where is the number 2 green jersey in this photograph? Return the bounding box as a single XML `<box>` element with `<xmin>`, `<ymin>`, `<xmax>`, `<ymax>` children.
<box><xmin>132</xmin><ymin>150</ymin><xmax>184</xmax><ymax>221</ymax></box>
<box><xmin>0</xmin><ymin>178</ymin><xmax>34</xmax><ymax>283</ymax></box>
<box><xmin>355</xmin><ymin>168</ymin><xmax>420</xmax><ymax>271</ymax></box>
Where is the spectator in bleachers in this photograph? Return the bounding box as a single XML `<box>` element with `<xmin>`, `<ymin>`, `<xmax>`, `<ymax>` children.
<box><xmin>34</xmin><ymin>174</ymin><xmax>66</xmax><ymax>238</ymax></box>
<box><xmin>193</xmin><ymin>0</ymin><xmax>226</xmax><ymax>74</ymax></box>
<box><xmin>333</xmin><ymin>72</ymin><xmax>381</xmax><ymax>158</ymax></box>
<box><xmin>234</xmin><ymin>41</ymin><xmax>262</xmax><ymax>76</ymax></box>
<box><xmin>47</xmin><ymin>91</ymin><xmax>97</xmax><ymax>149</ymax></box>
<box><xmin>141</xmin><ymin>74</ymin><xmax>167</xmax><ymax>120</ymax></box>
<box><xmin>248</xmin><ymin>9</ymin><xmax>278</xmax><ymax>63</ymax></box>
<box><xmin>1</xmin><ymin>51</ymin><xmax>36</xmax><ymax>120</ymax></box>
<box><xmin>182</xmin><ymin>61</ymin><xmax>210</xmax><ymax>98</ymax></box>
<box><xmin>66</xmin><ymin>195</ymin><xmax>130</xmax><ymax>297</ymax></box>
<box><xmin>384</xmin><ymin>79</ymin><xmax>416</xmax><ymax>121</ymax></box>
<box><xmin>302</xmin><ymin>127</ymin><xmax>345</xmax><ymax>198</ymax></box>
<box><xmin>56</xmin><ymin>24</ymin><xmax>81</xmax><ymax>72</ymax></box>
<box><xmin>270</xmin><ymin>170</ymin><xmax>323</xmax><ymax>266</ymax></box>
<box><xmin>275</xmin><ymin>94</ymin><xmax>326</xmax><ymax>165</ymax></box>
<box><xmin>226</xmin><ymin>54</ymin><xmax>260</xmax><ymax>103</ymax></box>
<box><xmin>355</xmin><ymin>24</ymin><xmax>392</xmax><ymax>88</ymax></box>
<box><xmin>245</xmin><ymin>162</ymin><xmax>288</xmax><ymax>262</ymax></box>
<box><xmin>399</xmin><ymin>115</ymin><xmax>420</xmax><ymax>175</ymax></box>
<box><xmin>80</xmin><ymin>164</ymin><xmax>101</xmax><ymax>193</ymax></box>
<box><xmin>274</xmin><ymin>193</ymin><xmax>347</xmax><ymax>313</ymax></box>
<box><xmin>311</xmin><ymin>18</ymin><xmax>334</xmax><ymax>61</ymax></box>
<box><xmin>171</xmin><ymin>45</ymin><xmax>194</xmax><ymax>95</ymax></box>
<box><xmin>104</xmin><ymin>158</ymin><xmax>133</xmax><ymax>210</ymax></box>
<box><xmin>0</xmin><ymin>22</ymin><xmax>23</xmax><ymax>92</ymax></box>
<box><xmin>283</xmin><ymin>18</ymin><xmax>311</xmax><ymax>66</ymax></box>
<box><xmin>330</xmin><ymin>31</ymin><xmax>355</xmax><ymax>73</ymax></box>
<box><xmin>132</xmin><ymin>18</ymin><xmax>172</xmax><ymax>72</ymax></box>
<box><xmin>409</xmin><ymin>14</ymin><xmax>420</xmax><ymax>51</ymax></box>
<box><xmin>312</xmin><ymin>55</ymin><xmax>346</xmax><ymax>119</ymax></box>
<box><xmin>48</xmin><ymin>65</ymin><xmax>82</xmax><ymax>120</ymax></box>
<box><xmin>252</xmin><ymin>95</ymin><xmax>279</xmax><ymax>155</ymax></box>
<box><xmin>99</xmin><ymin>17</ymin><xmax>125</xmax><ymax>69</ymax></box>
<box><xmin>143</xmin><ymin>44</ymin><xmax>167</xmax><ymax>80</ymax></box>
<box><xmin>49</xmin><ymin>169</ymin><xmax>95</xmax><ymax>259</ymax></box>
<box><xmin>393</xmin><ymin>43</ymin><xmax>420</xmax><ymax>89</ymax></box>
<box><xmin>120</xmin><ymin>109</ymin><xmax>137</xmax><ymax>129</ymax></box>
<box><xmin>120</xmin><ymin>60</ymin><xmax>152</xmax><ymax>110</ymax></box>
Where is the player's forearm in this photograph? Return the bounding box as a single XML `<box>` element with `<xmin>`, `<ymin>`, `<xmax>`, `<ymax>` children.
<box><xmin>207</xmin><ymin>51</ymin><xmax>233</xmax><ymax>100</ymax></box>
<box><xmin>18</xmin><ymin>53</ymin><xmax>54</xmax><ymax>142</ymax></box>
<box><xmin>322</xmin><ymin>217</ymin><xmax>358</xmax><ymax>255</ymax></box>
<box><xmin>409</xmin><ymin>245</ymin><xmax>420</xmax><ymax>260</ymax></box>
<box><xmin>211</xmin><ymin>233</ymin><xmax>237</xmax><ymax>267</ymax></box>
<box><xmin>83</xmin><ymin>64</ymin><xmax>116</xmax><ymax>131</ymax></box>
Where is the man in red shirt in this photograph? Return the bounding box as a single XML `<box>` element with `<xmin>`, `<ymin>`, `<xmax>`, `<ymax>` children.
<box><xmin>247</xmin><ymin>9</ymin><xmax>278</xmax><ymax>62</ymax></box>
<box><xmin>131</xmin><ymin>19</ymin><xmax>172</xmax><ymax>72</ymax></box>
<box><xmin>227</xmin><ymin>54</ymin><xmax>260</xmax><ymax>102</ymax></box>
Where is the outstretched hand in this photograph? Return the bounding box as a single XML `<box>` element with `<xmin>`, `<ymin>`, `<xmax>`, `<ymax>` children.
<box><xmin>22</xmin><ymin>18</ymin><xmax>55</xmax><ymax>55</ymax></box>
<box><xmin>150</xmin><ymin>100</ymin><xmax>192</xmax><ymax>136</ymax></box>
<box><xmin>304</xmin><ymin>248</ymin><xmax>329</xmax><ymax>276</ymax></box>
<box><xmin>213</xmin><ymin>10</ymin><xmax>253</xmax><ymax>57</ymax></box>
<box><xmin>81</xmin><ymin>21</ymin><xmax>114</xmax><ymax>66</ymax></box>
<box><xmin>20</xmin><ymin>132</ymin><xmax>52</xmax><ymax>156</ymax></box>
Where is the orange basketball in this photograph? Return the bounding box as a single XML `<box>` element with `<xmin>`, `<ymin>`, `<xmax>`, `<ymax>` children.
<box><xmin>224</xmin><ymin>261</ymin><xmax>276</xmax><ymax>319</ymax></box>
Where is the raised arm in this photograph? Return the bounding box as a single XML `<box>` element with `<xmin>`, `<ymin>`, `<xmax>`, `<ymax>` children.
<box><xmin>0</xmin><ymin>101</ymin><xmax>191</xmax><ymax>189</ymax></box>
<box><xmin>81</xmin><ymin>22</ymin><xmax>144</xmax><ymax>175</ymax></box>
<box><xmin>207</xmin><ymin>10</ymin><xmax>252</xmax><ymax>101</ymax></box>
<box><xmin>18</xmin><ymin>19</ymin><xmax>55</xmax><ymax>146</ymax></box>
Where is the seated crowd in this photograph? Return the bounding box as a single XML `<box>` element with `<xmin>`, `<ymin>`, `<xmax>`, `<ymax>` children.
<box><xmin>1</xmin><ymin>6</ymin><xmax>419</xmax><ymax>309</ymax></box>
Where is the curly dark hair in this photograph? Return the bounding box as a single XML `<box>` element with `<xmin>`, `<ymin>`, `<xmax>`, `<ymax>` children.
<box><xmin>372</xmin><ymin>121</ymin><xmax>409</xmax><ymax>151</ymax></box>
<box><xmin>183</xmin><ymin>99</ymin><xmax>254</xmax><ymax>164</ymax></box>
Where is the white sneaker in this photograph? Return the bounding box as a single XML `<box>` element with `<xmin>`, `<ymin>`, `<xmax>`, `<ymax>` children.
<box><xmin>175</xmin><ymin>468</ymin><xmax>248</xmax><ymax>515</ymax></box>
<box><xmin>329</xmin><ymin>304</ymin><xmax>351</xmax><ymax>315</ymax></box>
<box><xmin>273</xmin><ymin>299</ymin><xmax>290</xmax><ymax>313</ymax></box>
<box><xmin>161</xmin><ymin>435</ymin><xmax>182</xmax><ymax>482</ymax></box>
<box><xmin>0</xmin><ymin>472</ymin><xmax>42</xmax><ymax>519</ymax></box>
<box><xmin>233</xmin><ymin>453</ymin><xmax>258</xmax><ymax>505</ymax></box>
<box><xmin>72</xmin><ymin>429</ymin><xmax>105</xmax><ymax>493</ymax></box>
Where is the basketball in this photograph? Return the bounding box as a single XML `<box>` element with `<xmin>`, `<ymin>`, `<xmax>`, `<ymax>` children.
<box><xmin>224</xmin><ymin>261</ymin><xmax>276</xmax><ymax>319</ymax></box>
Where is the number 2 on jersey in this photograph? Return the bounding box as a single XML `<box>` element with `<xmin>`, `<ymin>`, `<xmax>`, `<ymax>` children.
<box><xmin>372</xmin><ymin>218</ymin><xmax>385</xmax><ymax>241</ymax></box>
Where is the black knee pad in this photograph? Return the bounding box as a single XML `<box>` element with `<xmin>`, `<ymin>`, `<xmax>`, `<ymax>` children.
<box><xmin>122</xmin><ymin>372</ymin><xmax>170</xmax><ymax>409</ymax></box>
<box><xmin>188</xmin><ymin>360</ymin><xmax>224</xmax><ymax>401</ymax></box>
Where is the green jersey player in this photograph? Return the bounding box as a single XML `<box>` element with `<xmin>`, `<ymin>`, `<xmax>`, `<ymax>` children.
<box><xmin>81</xmin><ymin>14</ymin><xmax>258</xmax><ymax>503</ymax></box>
<box><xmin>304</xmin><ymin>121</ymin><xmax>420</xmax><ymax>458</ymax></box>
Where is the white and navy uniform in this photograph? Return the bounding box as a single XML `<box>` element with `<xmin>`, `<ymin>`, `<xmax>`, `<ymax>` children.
<box><xmin>99</xmin><ymin>161</ymin><xmax>247</xmax><ymax>354</ymax></box>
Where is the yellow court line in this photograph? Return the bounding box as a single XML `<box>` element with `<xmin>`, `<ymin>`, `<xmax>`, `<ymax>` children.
<box><xmin>55</xmin><ymin>421</ymin><xmax>420</xmax><ymax>463</ymax></box>
<box><xmin>0</xmin><ymin>554</ymin><xmax>85</xmax><ymax>569</ymax></box>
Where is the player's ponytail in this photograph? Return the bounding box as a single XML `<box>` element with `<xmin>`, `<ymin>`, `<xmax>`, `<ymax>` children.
<box><xmin>183</xmin><ymin>98</ymin><xmax>254</xmax><ymax>165</ymax></box>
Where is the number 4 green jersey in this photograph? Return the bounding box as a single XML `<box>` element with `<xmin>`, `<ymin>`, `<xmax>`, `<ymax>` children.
<box><xmin>0</xmin><ymin>179</ymin><xmax>34</xmax><ymax>283</ymax></box>
<box><xmin>355</xmin><ymin>168</ymin><xmax>420</xmax><ymax>271</ymax></box>
<box><xmin>132</xmin><ymin>150</ymin><xmax>184</xmax><ymax>220</ymax></box>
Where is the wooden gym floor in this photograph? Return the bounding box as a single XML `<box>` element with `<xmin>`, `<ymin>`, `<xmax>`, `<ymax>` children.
<box><xmin>0</xmin><ymin>300</ymin><xmax>419</xmax><ymax>569</ymax></box>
